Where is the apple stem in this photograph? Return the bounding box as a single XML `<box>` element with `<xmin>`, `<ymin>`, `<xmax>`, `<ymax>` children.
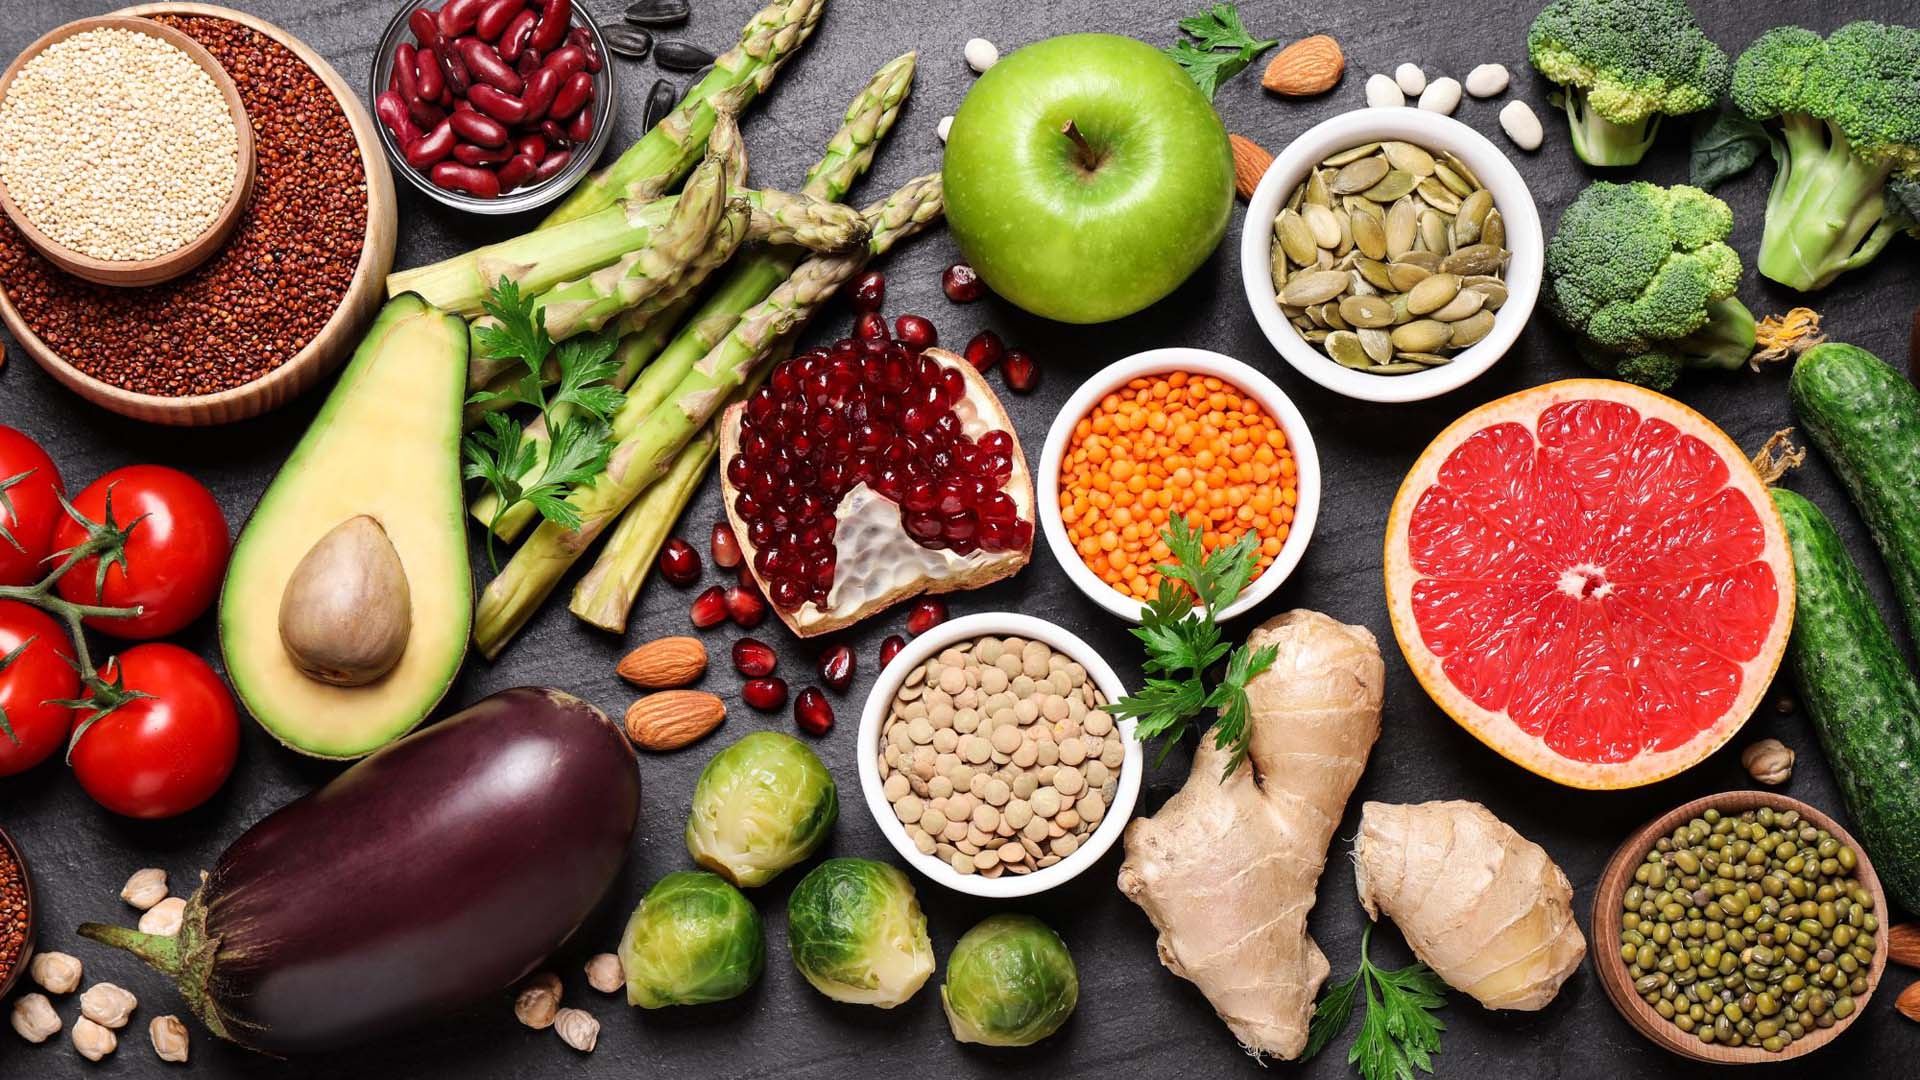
<box><xmin>1061</xmin><ymin>121</ymin><xmax>1106</xmax><ymax>175</ymax></box>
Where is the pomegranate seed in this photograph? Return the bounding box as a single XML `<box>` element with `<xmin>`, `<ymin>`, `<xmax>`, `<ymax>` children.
<box><xmin>689</xmin><ymin>586</ymin><xmax>728</xmax><ymax>629</ymax></box>
<box><xmin>724</xmin><ymin>583</ymin><xmax>767</xmax><ymax>628</ymax></box>
<box><xmin>879</xmin><ymin>635</ymin><xmax>906</xmax><ymax>668</ymax></box>
<box><xmin>906</xmin><ymin>597</ymin><xmax>948</xmax><ymax>636</ymax></box>
<box><xmin>854</xmin><ymin>311</ymin><xmax>890</xmax><ymax>341</ymax></box>
<box><xmin>963</xmin><ymin>330</ymin><xmax>1005</xmax><ymax>373</ymax></box>
<box><xmin>710</xmin><ymin>522</ymin><xmax>742</xmax><ymax>569</ymax></box>
<box><xmin>658</xmin><ymin>538</ymin><xmax>701</xmax><ymax>586</ymax></box>
<box><xmin>818</xmin><ymin>643</ymin><xmax>855</xmax><ymax>692</ymax></box>
<box><xmin>794</xmin><ymin>687</ymin><xmax>833</xmax><ymax>735</ymax></box>
<box><xmin>941</xmin><ymin>263</ymin><xmax>985</xmax><ymax>303</ymax></box>
<box><xmin>1002</xmin><ymin>349</ymin><xmax>1039</xmax><ymax>393</ymax></box>
<box><xmin>731</xmin><ymin>638</ymin><xmax>778</xmax><ymax>677</ymax></box>
<box><xmin>894</xmin><ymin>314</ymin><xmax>937</xmax><ymax>351</ymax></box>
<box><xmin>848</xmin><ymin>270</ymin><xmax>886</xmax><ymax>313</ymax></box>
<box><xmin>742</xmin><ymin>676</ymin><xmax>789</xmax><ymax>711</ymax></box>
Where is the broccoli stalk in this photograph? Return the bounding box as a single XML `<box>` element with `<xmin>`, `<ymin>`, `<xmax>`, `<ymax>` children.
<box><xmin>1755</xmin><ymin>117</ymin><xmax>1908</xmax><ymax>291</ymax></box>
<box><xmin>1559</xmin><ymin>89</ymin><xmax>1661</xmax><ymax>168</ymax></box>
<box><xmin>1528</xmin><ymin>0</ymin><xmax>1729</xmax><ymax>169</ymax></box>
<box><xmin>1674</xmin><ymin>295</ymin><xmax>1759</xmax><ymax>371</ymax></box>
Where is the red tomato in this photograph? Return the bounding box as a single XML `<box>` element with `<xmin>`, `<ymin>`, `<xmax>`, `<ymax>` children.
<box><xmin>70</xmin><ymin>643</ymin><xmax>239</xmax><ymax>818</ymax></box>
<box><xmin>0</xmin><ymin>600</ymin><xmax>78</xmax><ymax>776</ymax></box>
<box><xmin>0</xmin><ymin>425</ymin><xmax>64</xmax><ymax>587</ymax></box>
<box><xmin>54</xmin><ymin>465</ymin><xmax>230</xmax><ymax>639</ymax></box>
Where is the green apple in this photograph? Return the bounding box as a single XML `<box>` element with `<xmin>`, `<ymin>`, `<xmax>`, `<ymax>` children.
<box><xmin>943</xmin><ymin>33</ymin><xmax>1234</xmax><ymax>325</ymax></box>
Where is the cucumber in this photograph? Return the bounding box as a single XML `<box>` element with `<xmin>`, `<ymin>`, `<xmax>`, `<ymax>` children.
<box><xmin>1789</xmin><ymin>342</ymin><xmax>1920</xmax><ymax>649</ymax></box>
<box><xmin>1771</xmin><ymin>488</ymin><xmax>1920</xmax><ymax>912</ymax></box>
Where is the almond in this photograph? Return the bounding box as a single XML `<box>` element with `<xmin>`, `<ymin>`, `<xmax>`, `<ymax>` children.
<box><xmin>1229</xmin><ymin>135</ymin><xmax>1274</xmax><ymax>201</ymax></box>
<box><xmin>1890</xmin><ymin>923</ymin><xmax>1920</xmax><ymax>969</ymax></box>
<box><xmin>617</xmin><ymin>636</ymin><xmax>707</xmax><ymax>688</ymax></box>
<box><xmin>1262</xmin><ymin>35</ymin><xmax>1344</xmax><ymax>97</ymax></box>
<box><xmin>624</xmin><ymin>690</ymin><xmax>725</xmax><ymax>751</ymax></box>
<box><xmin>1900</xmin><ymin>981</ymin><xmax>1920</xmax><ymax>1024</ymax></box>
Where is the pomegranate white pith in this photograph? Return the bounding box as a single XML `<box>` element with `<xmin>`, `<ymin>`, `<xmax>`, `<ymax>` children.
<box><xmin>720</xmin><ymin>346</ymin><xmax>1034</xmax><ymax>637</ymax></box>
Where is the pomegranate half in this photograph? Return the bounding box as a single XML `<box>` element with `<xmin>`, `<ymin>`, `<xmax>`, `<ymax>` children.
<box><xmin>720</xmin><ymin>345</ymin><xmax>1034</xmax><ymax>637</ymax></box>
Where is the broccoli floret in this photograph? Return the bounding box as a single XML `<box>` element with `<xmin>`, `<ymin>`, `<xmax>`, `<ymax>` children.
<box><xmin>1546</xmin><ymin>181</ymin><xmax>1757</xmax><ymax>390</ymax></box>
<box><xmin>1528</xmin><ymin>0</ymin><xmax>1730</xmax><ymax>167</ymax></box>
<box><xmin>1732</xmin><ymin>22</ymin><xmax>1920</xmax><ymax>291</ymax></box>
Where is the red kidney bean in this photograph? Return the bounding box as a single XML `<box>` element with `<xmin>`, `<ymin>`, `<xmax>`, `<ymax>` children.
<box><xmin>465</xmin><ymin>83</ymin><xmax>527</xmax><ymax>125</ymax></box>
<box><xmin>549</xmin><ymin>70</ymin><xmax>594</xmax><ymax>120</ymax></box>
<box><xmin>497</xmin><ymin>152</ymin><xmax>539</xmax><ymax>192</ymax></box>
<box><xmin>565</xmin><ymin>103</ymin><xmax>594</xmax><ymax>143</ymax></box>
<box><xmin>437</xmin><ymin>0</ymin><xmax>483</xmax><ymax>39</ymax></box>
<box><xmin>515</xmin><ymin>50</ymin><xmax>541</xmax><ymax>76</ymax></box>
<box><xmin>518</xmin><ymin>66</ymin><xmax>560</xmax><ymax>121</ymax></box>
<box><xmin>498</xmin><ymin>8</ymin><xmax>537</xmax><ymax>62</ymax></box>
<box><xmin>542</xmin><ymin>44</ymin><xmax>588</xmax><ymax>80</ymax></box>
<box><xmin>454</xmin><ymin>140</ymin><xmax>515</xmax><ymax>166</ymax></box>
<box><xmin>375</xmin><ymin>91</ymin><xmax>423</xmax><ymax>146</ymax></box>
<box><xmin>388</xmin><ymin>65</ymin><xmax>401</xmax><ymax>94</ymax></box>
<box><xmin>406</xmin><ymin>118</ymin><xmax>456</xmax><ymax>168</ymax></box>
<box><xmin>537</xmin><ymin>119</ymin><xmax>571</xmax><ymax>148</ymax></box>
<box><xmin>532</xmin><ymin>148</ymin><xmax>573</xmax><ymax>183</ymax></box>
<box><xmin>564</xmin><ymin>26</ymin><xmax>603</xmax><ymax>73</ymax></box>
<box><xmin>409</xmin><ymin>8</ymin><xmax>443</xmax><ymax>48</ymax></box>
<box><xmin>407</xmin><ymin>96</ymin><xmax>447</xmax><ymax>130</ymax></box>
<box><xmin>460</xmin><ymin>38</ymin><xmax>523</xmax><ymax>94</ymax></box>
<box><xmin>438</xmin><ymin>42</ymin><xmax>471</xmax><ymax>96</ymax></box>
<box><xmin>430</xmin><ymin>160</ymin><xmax>501</xmax><ymax>198</ymax></box>
<box><xmin>449</xmin><ymin>108</ymin><xmax>509</xmax><ymax>148</ymax></box>
<box><xmin>395</xmin><ymin>42</ymin><xmax>419</xmax><ymax>102</ymax></box>
<box><xmin>414</xmin><ymin>46</ymin><xmax>445</xmax><ymax>101</ymax></box>
<box><xmin>529</xmin><ymin>0</ymin><xmax>571</xmax><ymax>53</ymax></box>
<box><xmin>515</xmin><ymin>133</ymin><xmax>546</xmax><ymax>160</ymax></box>
<box><xmin>475</xmin><ymin>0</ymin><xmax>526</xmax><ymax>42</ymax></box>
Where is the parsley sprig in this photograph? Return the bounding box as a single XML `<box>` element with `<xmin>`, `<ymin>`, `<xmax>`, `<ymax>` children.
<box><xmin>461</xmin><ymin>279</ymin><xmax>625</xmax><ymax>569</ymax></box>
<box><xmin>1165</xmin><ymin>4</ymin><xmax>1279</xmax><ymax>100</ymax></box>
<box><xmin>1109</xmin><ymin>517</ymin><xmax>1277</xmax><ymax>779</ymax></box>
<box><xmin>1304</xmin><ymin>924</ymin><xmax>1449</xmax><ymax>1080</ymax></box>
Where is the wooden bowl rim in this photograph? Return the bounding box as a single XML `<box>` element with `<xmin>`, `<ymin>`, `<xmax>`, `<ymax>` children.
<box><xmin>0</xmin><ymin>2</ymin><xmax>396</xmax><ymax>422</ymax></box>
<box><xmin>0</xmin><ymin>823</ymin><xmax>35</xmax><ymax>999</ymax></box>
<box><xmin>1590</xmin><ymin>789</ymin><xmax>1888</xmax><ymax>1065</ymax></box>
<box><xmin>0</xmin><ymin>15</ymin><xmax>256</xmax><ymax>285</ymax></box>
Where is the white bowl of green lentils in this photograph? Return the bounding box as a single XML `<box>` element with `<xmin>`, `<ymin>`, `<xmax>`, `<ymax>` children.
<box><xmin>857</xmin><ymin>612</ymin><xmax>1141</xmax><ymax>899</ymax></box>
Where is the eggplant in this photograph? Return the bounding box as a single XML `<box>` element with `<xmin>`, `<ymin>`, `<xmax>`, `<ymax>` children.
<box><xmin>79</xmin><ymin>687</ymin><xmax>639</xmax><ymax>1055</ymax></box>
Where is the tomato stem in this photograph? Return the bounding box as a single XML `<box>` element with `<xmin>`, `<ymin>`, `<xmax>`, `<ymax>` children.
<box><xmin>0</xmin><ymin>493</ymin><xmax>145</xmax><ymax>721</ymax></box>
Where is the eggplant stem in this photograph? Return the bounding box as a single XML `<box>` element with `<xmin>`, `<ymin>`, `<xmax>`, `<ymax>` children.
<box><xmin>77</xmin><ymin>922</ymin><xmax>184</xmax><ymax>976</ymax></box>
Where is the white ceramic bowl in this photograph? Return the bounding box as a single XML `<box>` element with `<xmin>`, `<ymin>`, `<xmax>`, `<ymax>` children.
<box><xmin>1035</xmin><ymin>347</ymin><xmax>1320</xmax><ymax>624</ymax></box>
<box><xmin>857</xmin><ymin>612</ymin><xmax>1141</xmax><ymax>899</ymax></box>
<box><xmin>1240</xmin><ymin>108</ymin><xmax>1543</xmax><ymax>403</ymax></box>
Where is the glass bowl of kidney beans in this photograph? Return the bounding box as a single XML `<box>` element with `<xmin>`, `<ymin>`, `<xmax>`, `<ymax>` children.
<box><xmin>370</xmin><ymin>0</ymin><xmax>617</xmax><ymax>213</ymax></box>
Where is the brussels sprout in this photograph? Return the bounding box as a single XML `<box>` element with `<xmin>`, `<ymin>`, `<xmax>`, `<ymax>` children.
<box><xmin>686</xmin><ymin>731</ymin><xmax>837</xmax><ymax>887</ymax></box>
<box><xmin>618</xmin><ymin>871</ymin><xmax>765</xmax><ymax>1008</ymax></box>
<box><xmin>787</xmin><ymin>858</ymin><xmax>934</xmax><ymax>1008</ymax></box>
<box><xmin>941</xmin><ymin>914</ymin><xmax>1079</xmax><ymax>1046</ymax></box>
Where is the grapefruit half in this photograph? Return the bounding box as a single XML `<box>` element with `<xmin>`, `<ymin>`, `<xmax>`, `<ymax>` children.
<box><xmin>1384</xmin><ymin>380</ymin><xmax>1792</xmax><ymax>789</ymax></box>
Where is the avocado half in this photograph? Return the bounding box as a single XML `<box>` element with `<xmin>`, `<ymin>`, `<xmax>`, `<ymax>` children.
<box><xmin>220</xmin><ymin>293</ymin><xmax>472</xmax><ymax>759</ymax></box>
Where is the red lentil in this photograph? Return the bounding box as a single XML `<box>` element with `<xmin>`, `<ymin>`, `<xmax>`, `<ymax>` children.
<box><xmin>0</xmin><ymin>838</ymin><xmax>27</xmax><ymax>982</ymax></box>
<box><xmin>0</xmin><ymin>15</ymin><xmax>366</xmax><ymax>397</ymax></box>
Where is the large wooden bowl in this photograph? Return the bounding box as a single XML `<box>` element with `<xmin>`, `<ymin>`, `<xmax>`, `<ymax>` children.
<box><xmin>0</xmin><ymin>824</ymin><xmax>35</xmax><ymax>1000</ymax></box>
<box><xmin>1592</xmin><ymin>790</ymin><xmax>1888</xmax><ymax>1064</ymax></box>
<box><xmin>0</xmin><ymin>16</ymin><xmax>256</xmax><ymax>287</ymax></box>
<box><xmin>0</xmin><ymin>3</ymin><xmax>396</xmax><ymax>426</ymax></box>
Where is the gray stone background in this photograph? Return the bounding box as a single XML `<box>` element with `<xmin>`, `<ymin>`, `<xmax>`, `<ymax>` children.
<box><xmin>2</xmin><ymin>0</ymin><xmax>1917</xmax><ymax>1076</ymax></box>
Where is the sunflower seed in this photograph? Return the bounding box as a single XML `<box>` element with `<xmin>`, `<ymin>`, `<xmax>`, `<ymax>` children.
<box><xmin>1331</xmin><ymin>156</ymin><xmax>1390</xmax><ymax>194</ymax></box>
<box><xmin>653</xmin><ymin>40</ymin><xmax>715</xmax><ymax>71</ymax></box>
<box><xmin>604</xmin><ymin>24</ymin><xmax>654</xmax><ymax>59</ymax></box>
<box><xmin>643</xmin><ymin>79</ymin><xmax>677</xmax><ymax>129</ymax></box>
<box><xmin>624</xmin><ymin>0</ymin><xmax>690</xmax><ymax>26</ymax></box>
<box><xmin>1281</xmin><ymin>271</ymin><xmax>1351</xmax><ymax>306</ymax></box>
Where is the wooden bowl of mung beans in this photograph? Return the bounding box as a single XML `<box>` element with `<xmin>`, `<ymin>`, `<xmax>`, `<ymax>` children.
<box><xmin>1592</xmin><ymin>790</ymin><xmax>1888</xmax><ymax>1064</ymax></box>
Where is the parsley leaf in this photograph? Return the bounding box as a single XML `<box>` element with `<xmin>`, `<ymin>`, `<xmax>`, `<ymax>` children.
<box><xmin>1305</xmin><ymin>924</ymin><xmax>1449</xmax><ymax>1080</ymax></box>
<box><xmin>549</xmin><ymin>333</ymin><xmax>625</xmax><ymax>424</ymax></box>
<box><xmin>1109</xmin><ymin>518</ymin><xmax>1275</xmax><ymax>779</ymax></box>
<box><xmin>1165</xmin><ymin>3</ymin><xmax>1278</xmax><ymax>99</ymax></box>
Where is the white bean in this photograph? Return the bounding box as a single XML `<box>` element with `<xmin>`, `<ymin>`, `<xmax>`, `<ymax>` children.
<box><xmin>1418</xmin><ymin>77</ymin><xmax>1462</xmax><ymax>115</ymax></box>
<box><xmin>1394</xmin><ymin>63</ymin><xmax>1426</xmax><ymax>97</ymax></box>
<box><xmin>1500</xmin><ymin>100</ymin><xmax>1544</xmax><ymax>151</ymax></box>
<box><xmin>1465</xmin><ymin>63</ymin><xmax>1510</xmax><ymax>98</ymax></box>
<box><xmin>964</xmin><ymin>38</ymin><xmax>999</xmax><ymax>73</ymax></box>
<box><xmin>1366</xmin><ymin>73</ymin><xmax>1405</xmax><ymax>108</ymax></box>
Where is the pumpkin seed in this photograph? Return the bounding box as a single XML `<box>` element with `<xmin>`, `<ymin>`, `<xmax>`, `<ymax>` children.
<box><xmin>1464</xmin><ymin>278</ymin><xmax>1508</xmax><ymax>309</ymax></box>
<box><xmin>1325</xmin><ymin>331</ymin><xmax>1373</xmax><ymax>368</ymax></box>
<box><xmin>1305</xmin><ymin>169</ymin><xmax>1331</xmax><ymax>207</ymax></box>
<box><xmin>1417</xmin><ymin>209</ymin><xmax>1450</xmax><ymax>254</ymax></box>
<box><xmin>625</xmin><ymin>0</ymin><xmax>691</xmax><ymax>26</ymax></box>
<box><xmin>1331</xmin><ymin>155</ymin><xmax>1390</xmax><ymax>194</ymax></box>
<box><xmin>1428</xmin><ymin>288</ymin><xmax>1486</xmax><ymax>322</ymax></box>
<box><xmin>1314</xmin><ymin>248</ymin><xmax>1335</xmax><ymax>270</ymax></box>
<box><xmin>1397</xmin><ymin>249</ymin><xmax>1441</xmax><ymax>271</ymax></box>
<box><xmin>1339</xmin><ymin>294</ymin><xmax>1397</xmax><ymax>327</ymax></box>
<box><xmin>1358</xmin><ymin>327</ymin><xmax>1395</xmax><ymax>363</ymax></box>
<box><xmin>1285</xmin><ymin>180</ymin><xmax>1305</xmax><ymax>213</ymax></box>
<box><xmin>1371</xmin><ymin>361</ymin><xmax>1431</xmax><ymax>375</ymax></box>
<box><xmin>1356</xmin><ymin>257</ymin><xmax>1395</xmax><ymax>291</ymax></box>
<box><xmin>1405</xmin><ymin>273</ymin><xmax>1461</xmax><ymax>315</ymax></box>
<box><xmin>1301</xmin><ymin>329</ymin><xmax>1330</xmax><ymax>343</ymax></box>
<box><xmin>1449</xmin><ymin>310</ymin><xmax>1497</xmax><ymax>347</ymax></box>
<box><xmin>1346</xmin><ymin>269</ymin><xmax>1375</xmax><ymax>298</ymax></box>
<box><xmin>1303</xmin><ymin>204</ymin><xmax>1342</xmax><ymax>249</ymax></box>
<box><xmin>1384</xmin><ymin>197</ymin><xmax>1417</xmax><ymax>259</ymax></box>
<box><xmin>1351</xmin><ymin>207</ymin><xmax>1388</xmax><ymax>260</ymax></box>
<box><xmin>1280</xmin><ymin>270</ymin><xmax>1351</xmax><ymax>306</ymax></box>
<box><xmin>605</xmin><ymin>24</ymin><xmax>655</xmax><ymax>58</ymax></box>
<box><xmin>1269</xmin><ymin>244</ymin><xmax>1290</xmax><ymax>285</ymax></box>
<box><xmin>1439</xmin><ymin>151</ymin><xmax>1482</xmax><ymax>189</ymax></box>
<box><xmin>1277</xmin><ymin>209</ymin><xmax>1318</xmax><ymax>265</ymax></box>
<box><xmin>1397</xmin><ymin>351</ymin><xmax>1455</xmax><ymax>366</ymax></box>
<box><xmin>1440</xmin><ymin>244</ymin><xmax>1506</xmax><ymax>276</ymax></box>
<box><xmin>1303</xmin><ymin>301</ymin><xmax>1329</xmax><ymax>327</ymax></box>
<box><xmin>1453</xmin><ymin>189</ymin><xmax>1493</xmax><ymax>246</ymax></box>
<box><xmin>1333</xmin><ymin>209</ymin><xmax>1355</xmax><ymax>256</ymax></box>
<box><xmin>1380</xmin><ymin>141</ymin><xmax>1436</xmax><ymax>177</ymax></box>
<box><xmin>1481</xmin><ymin>207</ymin><xmax>1505</xmax><ymax>250</ymax></box>
<box><xmin>1364</xmin><ymin>169</ymin><xmax>1418</xmax><ymax>202</ymax></box>
<box><xmin>1391</xmin><ymin>319</ymin><xmax>1453</xmax><ymax>352</ymax></box>
<box><xmin>1322</xmin><ymin>142</ymin><xmax>1382</xmax><ymax>166</ymax></box>
<box><xmin>1386</xmin><ymin>261</ymin><xmax>1432</xmax><ymax>292</ymax></box>
<box><xmin>1433</xmin><ymin>161</ymin><xmax>1475</xmax><ymax>198</ymax></box>
<box><xmin>1416</xmin><ymin>177</ymin><xmax>1462</xmax><ymax>215</ymax></box>
<box><xmin>1322</xmin><ymin>301</ymin><xmax>1351</xmax><ymax>330</ymax></box>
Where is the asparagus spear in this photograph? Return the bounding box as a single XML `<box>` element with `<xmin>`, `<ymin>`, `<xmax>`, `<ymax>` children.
<box><xmin>471</xmin><ymin>53</ymin><xmax>918</xmax><ymax>540</ymax></box>
<box><xmin>539</xmin><ymin>0</ymin><xmax>829</xmax><ymax>228</ymax></box>
<box><xmin>473</xmin><ymin>174</ymin><xmax>943</xmax><ymax>657</ymax></box>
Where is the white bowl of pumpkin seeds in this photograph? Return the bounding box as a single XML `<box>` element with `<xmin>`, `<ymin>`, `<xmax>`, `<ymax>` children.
<box><xmin>1240</xmin><ymin>108</ymin><xmax>1543</xmax><ymax>403</ymax></box>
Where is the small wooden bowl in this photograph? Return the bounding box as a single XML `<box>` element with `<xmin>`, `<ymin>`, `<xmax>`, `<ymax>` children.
<box><xmin>0</xmin><ymin>824</ymin><xmax>35</xmax><ymax>1000</ymax></box>
<box><xmin>0</xmin><ymin>3</ymin><xmax>397</xmax><ymax>425</ymax></box>
<box><xmin>1592</xmin><ymin>790</ymin><xmax>1888</xmax><ymax>1064</ymax></box>
<box><xmin>0</xmin><ymin>16</ymin><xmax>256</xmax><ymax>286</ymax></box>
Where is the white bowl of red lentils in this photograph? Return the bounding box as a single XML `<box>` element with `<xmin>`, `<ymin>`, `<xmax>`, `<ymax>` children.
<box><xmin>1037</xmin><ymin>348</ymin><xmax>1319</xmax><ymax>623</ymax></box>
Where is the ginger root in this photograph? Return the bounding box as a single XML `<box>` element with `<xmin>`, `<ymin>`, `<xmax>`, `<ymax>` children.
<box><xmin>1118</xmin><ymin>610</ymin><xmax>1384</xmax><ymax>1060</ymax></box>
<box><xmin>1352</xmin><ymin>800</ymin><xmax>1586</xmax><ymax>1011</ymax></box>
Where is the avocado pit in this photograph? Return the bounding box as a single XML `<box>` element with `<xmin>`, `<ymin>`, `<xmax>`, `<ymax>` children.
<box><xmin>279</xmin><ymin>515</ymin><xmax>412</xmax><ymax>686</ymax></box>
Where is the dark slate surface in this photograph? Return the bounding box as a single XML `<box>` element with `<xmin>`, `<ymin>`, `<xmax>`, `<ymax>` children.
<box><xmin>3</xmin><ymin>0</ymin><xmax>1917</xmax><ymax>1076</ymax></box>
